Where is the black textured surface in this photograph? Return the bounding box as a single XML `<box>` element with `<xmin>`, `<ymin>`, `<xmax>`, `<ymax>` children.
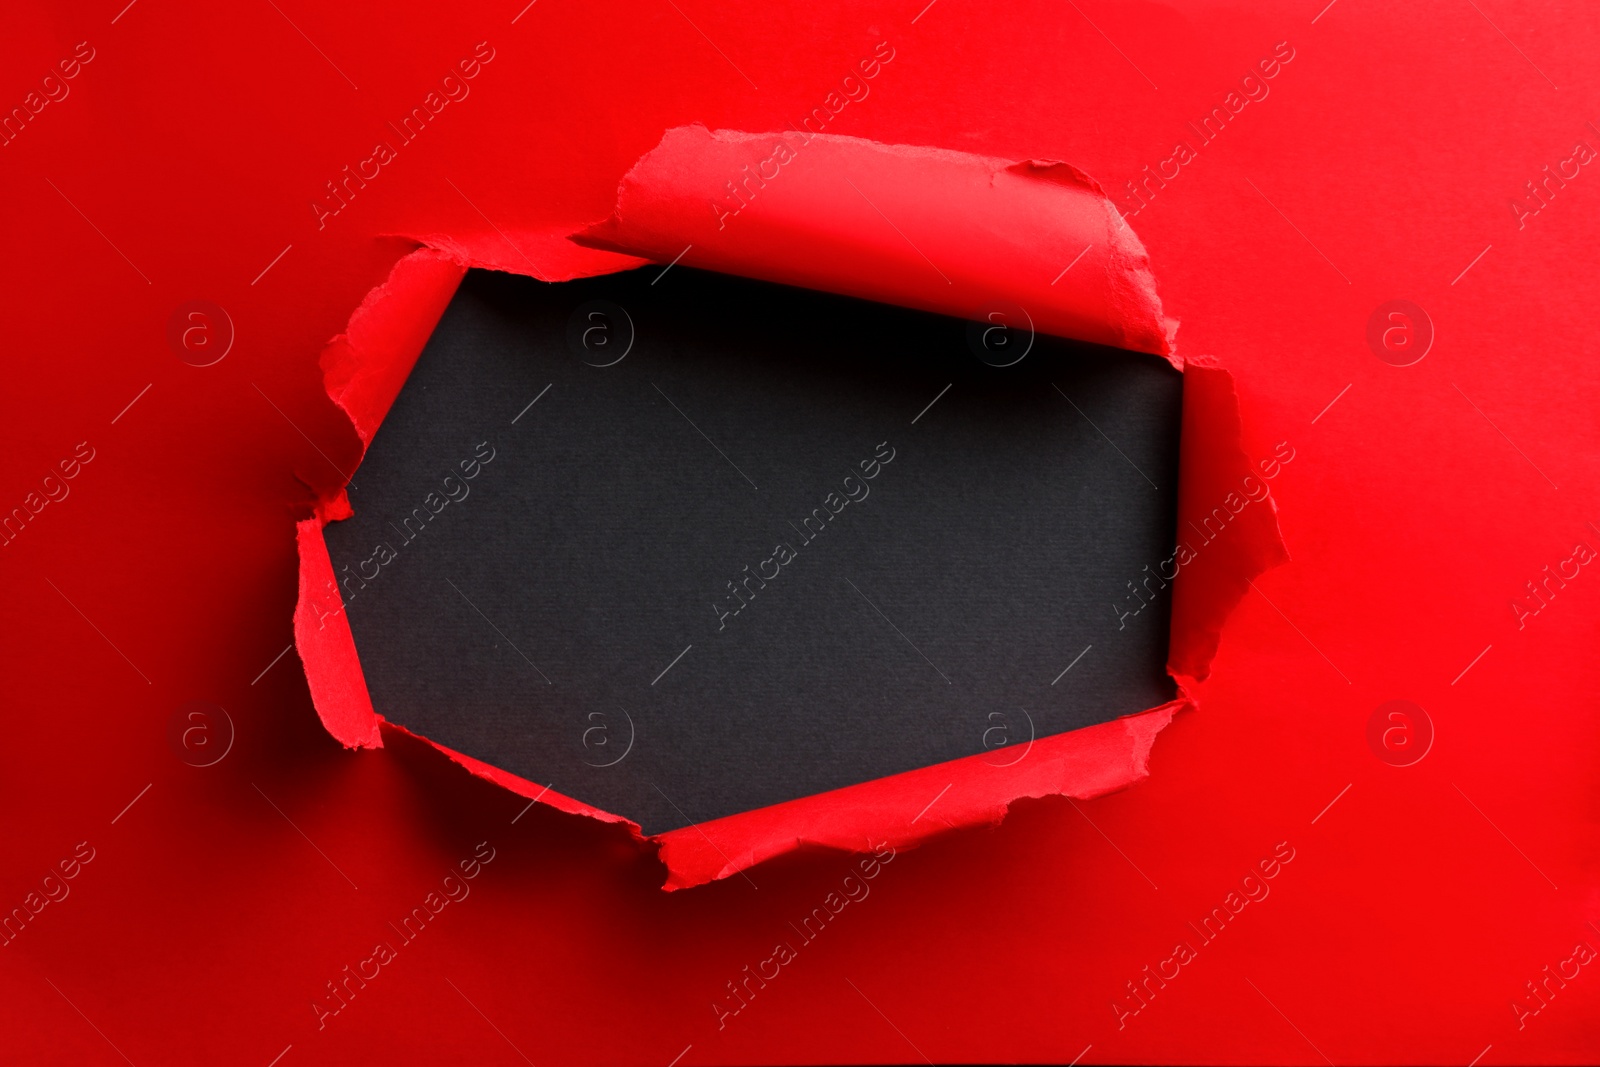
<box><xmin>324</xmin><ymin>267</ymin><xmax>1181</xmax><ymax>833</ymax></box>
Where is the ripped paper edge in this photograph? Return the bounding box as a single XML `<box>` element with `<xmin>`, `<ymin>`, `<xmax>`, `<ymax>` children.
<box><xmin>290</xmin><ymin>130</ymin><xmax>1287</xmax><ymax>888</ymax></box>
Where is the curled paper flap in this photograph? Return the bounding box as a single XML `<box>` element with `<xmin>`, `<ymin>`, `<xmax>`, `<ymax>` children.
<box><xmin>1169</xmin><ymin>361</ymin><xmax>1291</xmax><ymax>683</ymax></box>
<box><xmin>577</xmin><ymin>125</ymin><xmax>1178</xmax><ymax>360</ymax></box>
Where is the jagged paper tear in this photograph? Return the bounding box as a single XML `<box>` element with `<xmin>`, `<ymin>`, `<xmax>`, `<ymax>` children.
<box><xmin>291</xmin><ymin>127</ymin><xmax>1284</xmax><ymax>889</ymax></box>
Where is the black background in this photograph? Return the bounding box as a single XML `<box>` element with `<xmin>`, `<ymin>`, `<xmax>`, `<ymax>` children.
<box><xmin>324</xmin><ymin>267</ymin><xmax>1181</xmax><ymax>833</ymax></box>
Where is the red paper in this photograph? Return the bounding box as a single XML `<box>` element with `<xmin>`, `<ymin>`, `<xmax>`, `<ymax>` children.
<box><xmin>3</xmin><ymin>2</ymin><xmax>1596</xmax><ymax>1063</ymax></box>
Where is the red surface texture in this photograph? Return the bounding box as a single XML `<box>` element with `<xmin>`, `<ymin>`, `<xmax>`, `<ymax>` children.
<box><xmin>2</xmin><ymin>1</ymin><xmax>1597</xmax><ymax>1064</ymax></box>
